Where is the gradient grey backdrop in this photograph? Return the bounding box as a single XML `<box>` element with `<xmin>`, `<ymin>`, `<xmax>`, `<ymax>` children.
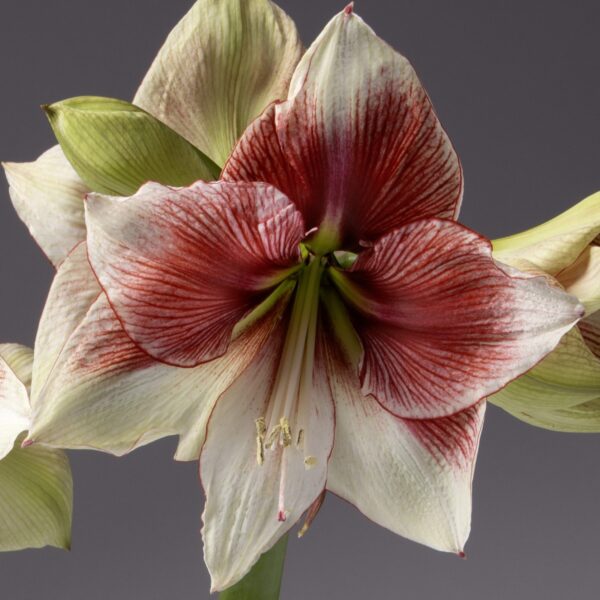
<box><xmin>1</xmin><ymin>1</ymin><xmax>599</xmax><ymax>598</ymax></box>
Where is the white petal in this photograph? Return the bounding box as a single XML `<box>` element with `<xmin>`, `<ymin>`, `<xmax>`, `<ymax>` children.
<box><xmin>0</xmin><ymin>346</ymin><xmax>32</xmax><ymax>460</ymax></box>
<box><xmin>325</xmin><ymin>341</ymin><xmax>484</xmax><ymax>554</ymax></box>
<box><xmin>134</xmin><ymin>0</ymin><xmax>303</xmax><ymax>166</ymax></box>
<box><xmin>31</xmin><ymin>243</ymin><xmax>101</xmax><ymax>402</ymax></box>
<box><xmin>3</xmin><ymin>146</ymin><xmax>88</xmax><ymax>266</ymax></box>
<box><xmin>29</xmin><ymin>246</ymin><xmax>292</xmax><ymax>459</ymax></box>
<box><xmin>200</xmin><ymin>325</ymin><xmax>334</xmax><ymax>591</ymax></box>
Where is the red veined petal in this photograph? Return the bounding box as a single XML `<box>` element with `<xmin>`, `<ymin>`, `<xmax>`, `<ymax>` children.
<box><xmin>334</xmin><ymin>218</ymin><xmax>584</xmax><ymax>419</ymax></box>
<box><xmin>325</xmin><ymin>335</ymin><xmax>484</xmax><ymax>553</ymax></box>
<box><xmin>28</xmin><ymin>243</ymin><xmax>293</xmax><ymax>460</ymax></box>
<box><xmin>223</xmin><ymin>9</ymin><xmax>461</xmax><ymax>248</ymax></box>
<box><xmin>85</xmin><ymin>181</ymin><xmax>305</xmax><ymax>367</ymax></box>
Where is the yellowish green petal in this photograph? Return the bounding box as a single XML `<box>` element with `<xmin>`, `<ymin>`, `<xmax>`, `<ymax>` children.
<box><xmin>501</xmin><ymin>399</ymin><xmax>600</xmax><ymax>433</ymax></box>
<box><xmin>45</xmin><ymin>96</ymin><xmax>220</xmax><ymax>196</ymax></box>
<box><xmin>556</xmin><ymin>245</ymin><xmax>600</xmax><ymax>315</ymax></box>
<box><xmin>0</xmin><ymin>344</ymin><xmax>33</xmax><ymax>389</ymax></box>
<box><xmin>492</xmin><ymin>191</ymin><xmax>600</xmax><ymax>275</ymax></box>
<box><xmin>490</xmin><ymin>327</ymin><xmax>600</xmax><ymax>430</ymax></box>
<box><xmin>0</xmin><ymin>434</ymin><xmax>72</xmax><ymax>551</ymax></box>
<box><xmin>134</xmin><ymin>0</ymin><xmax>303</xmax><ymax>167</ymax></box>
<box><xmin>0</xmin><ymin>346</ymin><xmax>72</xmax><ymax>551</ymax></box>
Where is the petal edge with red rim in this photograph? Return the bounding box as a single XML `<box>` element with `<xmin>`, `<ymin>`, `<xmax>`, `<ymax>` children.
<box><xmin>334</xmin><ymin>218</ymin><xmax>583</xmax><ymax>419</ymax></box>
<box><xmin>324</xmin><ymin>334</ymin><xmax>484</xmax><ymax>554</ymax></box>
<box><xmin>223</xmin><ymin>8</ymin><xmax>462</xmax><ymax>249</ymax></box>
<box><xmin>200</xmin><ymin>314</ymin><xmax>334</xmax><ymax>591</ymax></box>
<box><xmin>85</xmin><ymin>181</ymin><xmax>305</xmax><ymax>367</ymax></box>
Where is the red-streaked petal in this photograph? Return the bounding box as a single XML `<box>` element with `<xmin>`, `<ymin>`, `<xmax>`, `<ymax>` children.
<box><xmin>335</xmin><ymin>218</ymin><xmax>583</xmax><ymax>419</ymax></box>
<box><xmin>85</xmin><ymin>181</ymin><xmax>304</xmax><ymax>367</ymax></box>
<box><xmin>200</xmin><ymin>315</ymin><xmax>334</xmax><ymax>591</ymax></box>
<box><xmin>223</xmin><ymin>9</ymin><xmax>461</xmax><ymax>248</ymax></box>
<box><xmin>325</xmin><ymin>336</ymin><xmax>484</xmax><ymax>554</ymax></box>
<box><xmin>29</xmin><ymin>240</ymin><xmax>295</xmax><ymax>461</ymax></box>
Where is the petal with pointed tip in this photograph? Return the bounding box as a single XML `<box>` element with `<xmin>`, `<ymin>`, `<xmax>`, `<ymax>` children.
<box><xmin>45</xmin><ymin>96</ymin><xmax>220</xmax><ymax>196</ymax></box>
<box><xmin>134</xmin><ymin>0</ymin><xmax>303</xmax><ymax>167</ymax></box>
<box><xmin>493</xmin><ymin>191</ymin><xmax>600</xmax><ymax>275</ymax></box>
<box><xmin>85</xmin><ymin>181</ymin><xmax>304</xmax><ymax>367</ymax></box>
<box><xmin>490</xmin><ymin>306</ymin><xmax>600</xmax><ymax>432</ymax></box>
<box><xmin>200</xmin><ymin>321</ymin><xmax>334</xmax><ymax>591</ymax></box>
<box><xmin>332</xmin><ymin>219</ymin><xmax>583</xmax><ymax>419</ymax></box>
<box><xmin>0</xmin><ymin>347</ymin><xmax>72</xmax><ymax>551</ymax></box>
<box><xmin>224</xmin><ymin>9</ymin><xmax>461</xmax><ymax>249</ymax></box>
<box><xmin>325</xmin><ymin>338</ymin><xmax>484</xmax><ymax>554</ymax></box>
<box><xmin>29</xmin><ymin>248</ymin><xmax>292</xmax><ymax>460</ymax></box>
<box><xmin>3</xmin><ymin>146</ymin><xmax>88</xmax><ymax>266</ymax></box>
<box><xmin>0</xmin><ymin>434</ymin><xmax>72</xmax><ymax>551</ymax></box>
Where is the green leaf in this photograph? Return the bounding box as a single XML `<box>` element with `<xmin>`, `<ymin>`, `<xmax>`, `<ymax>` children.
<box><xmin>44</xmin><ymin>96</ymin><xmax>221</xmax><ymax>196</ymax></box>
<box><xmin>219</xmin><ymin>534</ymin><xmax>288</xmax><ymax>600</ymax></box>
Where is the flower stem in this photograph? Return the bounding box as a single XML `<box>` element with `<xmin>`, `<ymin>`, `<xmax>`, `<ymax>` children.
<box><xmin>219</xmin><ymin>534</ymin><xmax>289</xmax><ymax>600</ymax></box>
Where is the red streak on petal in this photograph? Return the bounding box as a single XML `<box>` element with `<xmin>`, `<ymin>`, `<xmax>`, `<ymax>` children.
<box><xmin>21</xmin><ymin>438</ymin><xmax>34</xmax><ymax>449</ymax></box>
<box><xmin>458</xmin><ymin>551</ymin><xmax>467</xmax><ymax>559</ymax></box>
<box><xmin>344</xmin><ymin>2</ymin><xmax>354</xmax><ymax>15</ymax></box>
<box><xmin>278</xmin><ymin>510</ymin><xmax>287</xmax><ymax>522</ymax></box>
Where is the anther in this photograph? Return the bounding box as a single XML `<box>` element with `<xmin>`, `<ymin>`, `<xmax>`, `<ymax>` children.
<box><xmin>304</xmin><ymin>456</ymin><xmax>317</xmax><ymax>469</ymax></box>
<box><xmin>280</xmin><ymin>417</ymin><xmax>292</xmax><ymax>447</ymax></box>
<box><xmin>265</xmin><ymin>423</ymin><xmax>282</xmax><ymax>449</ymax></box>
<box><xmin>255</xmin><ymin>417</ymin><xmax>266</xmax><ymax>465</ymax></box>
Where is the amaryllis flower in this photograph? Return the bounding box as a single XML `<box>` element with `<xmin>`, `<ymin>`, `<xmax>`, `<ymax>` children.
<box><xmin>0</xmin><ymin>344</ymin><xmax>72</xmax><ymax>550</ymax></box>
<box><xmin>491</xmin><ymin>191</ymin><xmax>600</xmax><ymax>431</ymax></box>
<box><xmin>25</xmin><ymin>6</ymin><xmax>583</xmax><ymax>590</ymax></box>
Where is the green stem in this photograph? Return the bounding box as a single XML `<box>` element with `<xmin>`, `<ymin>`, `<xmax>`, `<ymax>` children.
<box><xmin>219</xmin><ymin>534</ymin><xmax>289</xmax><ymax>600</ymax></box>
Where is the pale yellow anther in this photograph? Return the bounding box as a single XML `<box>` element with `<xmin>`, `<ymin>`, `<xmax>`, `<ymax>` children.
<box><xmin>255</xmin><ymin>417</ymin><xmax>267</xmax><ymax>466</ymax></box>
<box><xmin>280</xmin><ymin>417</ymin><xmax>292</xmax><ymax>447</ymax></box>
<box><xmin>304</xmin><ymin>456</ymin><xmax>317</xmax><ymax>469</ymax></box>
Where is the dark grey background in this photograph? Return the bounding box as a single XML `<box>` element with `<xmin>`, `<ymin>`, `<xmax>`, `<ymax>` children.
<box><xmin>1</xmin><ymin>1</ymin><xmax>599</xmax><ymax>598</ymax></box>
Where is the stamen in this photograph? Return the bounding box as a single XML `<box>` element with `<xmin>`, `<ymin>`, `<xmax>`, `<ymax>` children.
<box><xmin>255</xmin><ymin>417</ymin><xmax>266</xmax><ymax>465</ymax></box>
<box><xmin>304</xmin><ymin>456</ymin><xmax>317</xmax><ymax>469</ymax></box>
<box><xmin>265</xmin><ymin>423</ymin><xmax>282</xmax><ymax>449</ymax></box>
<box><xmin>252</xmin><ymin>257</ymin><xmax>324</xmax><ymax>522</ymax></box>
<box><xmin>280</xmin><ymin>417</ymin><xmax>292</xmax><ymax>447</ymax></box>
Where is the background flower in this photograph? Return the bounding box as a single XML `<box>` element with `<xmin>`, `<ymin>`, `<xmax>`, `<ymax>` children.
<box><xmin>491</xmin><ymin>191</ymin><xmax>600</xmax><ymax>431</ymax></box>
<box><xmin>0</xmin><ymin>344</ymin><xmax>72</xmax><ymax>551</ymax></box>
